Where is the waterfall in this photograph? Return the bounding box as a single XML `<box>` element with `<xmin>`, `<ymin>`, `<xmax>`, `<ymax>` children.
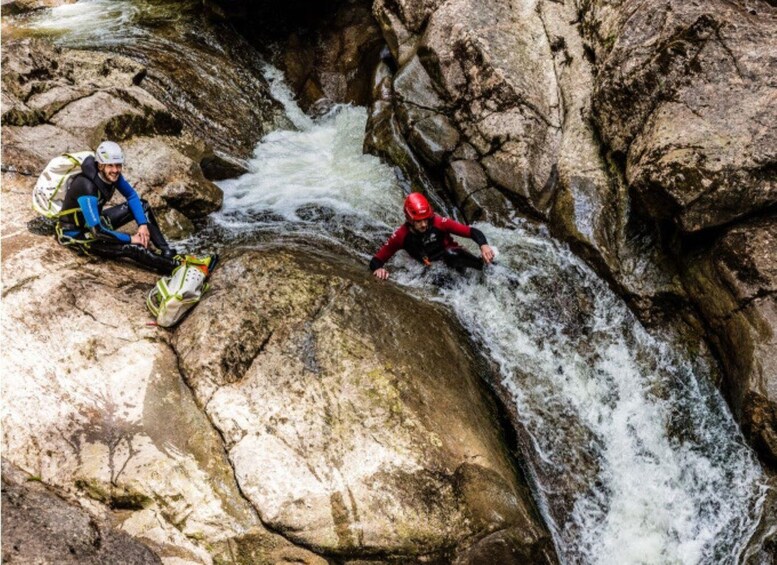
<box><xmin>211</xmin><ymin>100</ymin><xmax>766</xmax><ymax>564</ymax></box>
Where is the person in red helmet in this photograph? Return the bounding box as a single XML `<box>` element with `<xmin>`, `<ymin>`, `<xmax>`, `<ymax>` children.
<box><xmin>369</xmin><ymin>193</ymin><xmax>495</xmax><ymax>280</ymax></box>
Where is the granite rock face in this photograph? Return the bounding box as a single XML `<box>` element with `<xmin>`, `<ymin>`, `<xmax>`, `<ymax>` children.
<box><xmin>366</xmin><ymin>0</ymin><xmax>777</xmax><ymax>466</ymax></box>
<box><xmin>2</xmin><ymin>171</ymin><xmax>555</xmax><ymax>563</ymax></box>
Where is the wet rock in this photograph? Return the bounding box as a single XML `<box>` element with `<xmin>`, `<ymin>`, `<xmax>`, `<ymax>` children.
<box><xmin>157</xmin><ymin>206</ymin><xmax>195</xmax><ymax>240</ymax></box>
<box><xmin>1</xmin><ymin>460</ymin><xmax>161</xmax><ymax>564</ymax></box>
<box><xmin>269</xmin><ymin>0</ymin><xmax>384</xmax><ymax>111</ymax></box>
<box><xmin>307</xmin><ymin>96</ymin><xmax>337</xmax><ymax>118</ymax></box>
<box><xmin>1</xmin><ymin>39</ymin><xmax>223</xmax><ymax>237</ymax></box>
<box><xmin>1</xmin><ymin>39</ymin><xmax>145</xmax><ymax>103</ymax></box>
<box><xmin>401</xmin><ymin>105</ymin><xmax>460</xmax><ymax>166</ymax></box>
<box><xmin>583</xmin><ymin>0</ymin><xmax>777</xmax><ymax>232</ymax></box>
<box><xmin>173</xmin><ymin>248</ymin><xmax>555</xmax><ymax>561</ymax></box>
<box><xmin>1</xmin><ymin>172</ymin><xmax>325</xmax><ymax>564</ymax></box>
<box><xmin>393</xmin><ymin>54</ymin><xmax>444</xmax><ymax>110</ymax></box>
<box><xmin>111</xmin><ymin>4</ymin><xmax>291</xmax><ymax>163</ymax></box>
<box><xmin>1</xmin><ymin>89</ymin><xmax>45</xmax><ymax>127</ymax></box>
<box><xmin>682</xmin><ymin>216</ymin><xmax>777</xmax><ymax>463</ymax></box>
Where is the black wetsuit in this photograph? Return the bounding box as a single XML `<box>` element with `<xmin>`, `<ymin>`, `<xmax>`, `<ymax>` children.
<box><xmin>58</xmin><ymin>156</ymin><xmax>178</xmax><ymax>275</ymax></box>
<box><xmin>369</xmin><ymin>215</ymin><xmax>488</xmax><ymax>273</ymax></box>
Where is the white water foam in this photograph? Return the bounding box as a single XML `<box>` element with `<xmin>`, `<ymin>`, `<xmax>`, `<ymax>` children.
<box><xmin>433</xmin><ymin>232</ymin><xmax>765</xmax><ymax>564</ymax></box>
<box><xmin>14</xmin><ymin>0</ymin><xmax>143</xmax><ymax>46</ymax></box>
<box><xmin>215</xmin><ymin>104</ymin><xmax>403</xmax><ymax>254</ymax></box>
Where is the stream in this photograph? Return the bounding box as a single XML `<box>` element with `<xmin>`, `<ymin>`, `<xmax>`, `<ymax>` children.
<box><xmin>208</xmin><ymin>92</ymin><xmax>767</xmax><ymax>565</ymax></box>
<box><xmin>8</xmin><ymin>3</ymin><xmax>768</xmax><ymax>563</ymax></box>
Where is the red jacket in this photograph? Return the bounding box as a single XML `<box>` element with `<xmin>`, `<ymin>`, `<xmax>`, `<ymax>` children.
<box><xmin>370</xmin><ymin>215</ymin><xmax>487</xmax><ymax>270</ymax></box>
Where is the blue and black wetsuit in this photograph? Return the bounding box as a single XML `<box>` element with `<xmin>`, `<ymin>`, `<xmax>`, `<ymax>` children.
<box><xmin>58</xmin><ymin>156</ymin><xmax>178</xmax><ymax>275</ymax></box>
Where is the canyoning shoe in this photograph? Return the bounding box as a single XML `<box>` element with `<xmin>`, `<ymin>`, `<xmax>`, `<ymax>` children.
<box><xmin>207</xmin><ymin>253</ymin><xmax>219</xmax><ymax>274</ymax></box>
<box><xmin>159</xmin><ymin>247</ymin><xmax>178</xmax><ymax>259</ymax></box>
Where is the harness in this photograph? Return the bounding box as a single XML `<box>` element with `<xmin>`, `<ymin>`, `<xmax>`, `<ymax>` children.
<box><xmin>404</xmin><ymin>226</ymin><xmax>450</xmax><ymax>265</ymax></box>
<box><xmin>55</xmin><ymin>166</ymin><xmax>118</xmax><ymax>253</ymax></box>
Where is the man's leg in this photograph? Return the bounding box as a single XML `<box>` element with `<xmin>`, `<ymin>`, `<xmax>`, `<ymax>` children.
<box><xmin>102</xmin><ymin>201</ymin><xmax>177</xmax><ymax>257</ymax></box>
<box><xmin>88</xmin><ymin>239</ymin><xmax>179</xmax><ymax>276</ymax></box>
<box><xmin>442</xmin><ymin>247</ymin><xmax>484</xmax><ymax>273</ymax></box>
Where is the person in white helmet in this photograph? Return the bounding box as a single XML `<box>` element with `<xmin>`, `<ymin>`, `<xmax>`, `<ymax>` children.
<box><xmin>57</xmin><ymin>141</ymin><xmax>216</xmax><ymax>276</ymax></box>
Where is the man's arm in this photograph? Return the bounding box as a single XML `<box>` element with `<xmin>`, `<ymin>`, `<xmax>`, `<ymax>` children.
<box><xmin>369</xmin><ymin>225</ymin><xmax>407</xmax><ymax>279</ymax></box>
<box><xmin>437</xmin><ymin>217</ymin><xmax>494</xmax><ymax>264</ymax></box>
<box><xmin>77</xmin><ymin>195</ymin><xmax>132</xmax><ymax>243</ymax></box>
<box><xmin>115</xmin><ymin>175</ymin><xmax>151</xmax><ymax>246</ymax></box>
<box><xmin>116</xmin><ymin>175</ymin><xmax>148</xmax><ymax>226</ymax></box>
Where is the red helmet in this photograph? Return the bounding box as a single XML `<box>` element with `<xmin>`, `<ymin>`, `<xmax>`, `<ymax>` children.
<box><xmin>404</xmin><ymin>193</ymin><xmax>434</xmax><ymax>221</ymax></box>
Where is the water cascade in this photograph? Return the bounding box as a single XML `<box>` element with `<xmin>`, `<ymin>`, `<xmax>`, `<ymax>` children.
<box><xmin>211</xmin><ymin>95</ymin><xmax>766</xmax><ymax>563</ymax></box>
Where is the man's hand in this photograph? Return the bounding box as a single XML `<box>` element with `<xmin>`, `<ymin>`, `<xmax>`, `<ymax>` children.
<box><xmin>131</xmin><ymin>224</ymin><xmax>150</xmax><ymax>248</ymax></box>
<box><xmin>480</xmin><ymin>244</ymin><xmax>495</xmax><ymax>264</ymax></box>
<box><xmin>373</xmin><ymin>268</ymin><xmax>390</xmax><ymax>280</ymax></box>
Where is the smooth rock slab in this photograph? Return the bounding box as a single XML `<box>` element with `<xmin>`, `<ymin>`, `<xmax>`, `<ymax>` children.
<box><xmin>0</xmin><ymin>176</ymin><xmax>319</xmax><ymax>564</ymax></box>
<box><xmin>174</xmin><ymin>247</ymin><xmax>555</xmax><ymax>561</ymax></box>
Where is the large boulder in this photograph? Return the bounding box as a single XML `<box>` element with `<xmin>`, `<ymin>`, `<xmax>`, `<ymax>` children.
<box><xmin>1</xmin><ymin>169</ymin><xmax>555</xmax><ymax>563</ymax></box>
<box><xmin>582</xmin><ymin>0</ymin><xmax>777</xmax><ymax>232</ymax></box>
<box><xmin>173</xmin><ymin>247</ymin><xmax>556</xmax><ymax>562</ymax></box>
<box><xmin>122</xmin><ymin>136</ymin><xmax>223</xmax><ymax>218</ymax></box>
<box><xmin>0</xmin><ymin>173</ymin><xmax>325</xmax><ymax>564</ymax></box>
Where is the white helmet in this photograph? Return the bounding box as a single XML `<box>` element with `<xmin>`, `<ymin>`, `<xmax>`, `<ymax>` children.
<box><xmin>95</xmin><ymin>141</ymin><xmax>124</xmax><ymax>165</ymax></box>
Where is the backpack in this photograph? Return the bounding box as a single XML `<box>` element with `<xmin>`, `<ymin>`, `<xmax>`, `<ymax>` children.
<box><xmin>146</xmin><ymin>259</ymin><xmax>211</xmax><ymax>328</ymax></box>
<box><xmin>32</xmin><ymin>151</ymin><xmax>94</xmax><ymax>218</ymax></box>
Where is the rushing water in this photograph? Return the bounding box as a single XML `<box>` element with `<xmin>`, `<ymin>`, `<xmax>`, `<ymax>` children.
<box><xmin>4</xmin><ymin>0</ymin><xmax>146</xmax><ymax>44</ymax></box>
<box><xmin>210</xmin><ymin>101</ymin><xmax>766</xmax><ymax>564</ymax></box>
<box><xmin>9</xmin><ymin>4</ymin><xmax>767</xmax><ymax>562</ymax></box>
